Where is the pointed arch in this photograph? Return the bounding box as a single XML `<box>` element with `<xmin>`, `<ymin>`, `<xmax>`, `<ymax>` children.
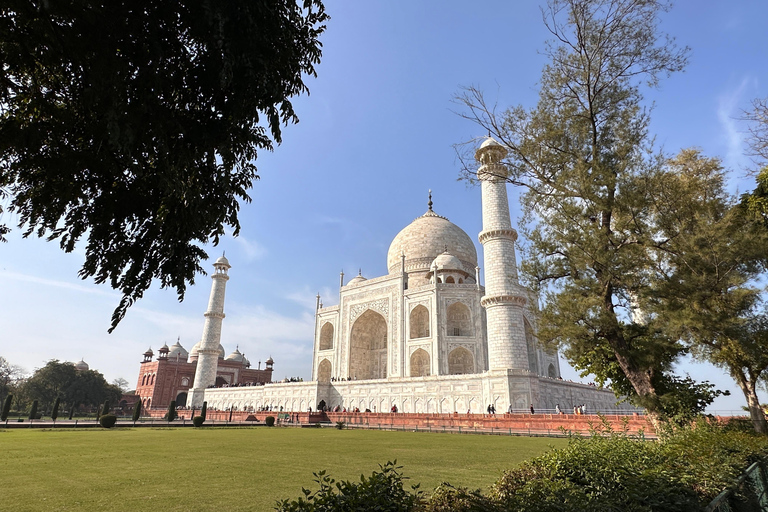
<box><xmin>409</xmin><ymin>305</ymin><xmax>430</xmax><ymax>339</ymax></box>
<box><xmin>409</xmin><ymin>348</ymin><xmax>430</xmax><ymax>377</ymax></box>
<box><xmin>317</xmin><ymin>358</ymin><xmax>332</xmax><ymax>383</ymax></box>
<box><xmin>349</xmin><ymin>310</ymin><xmax>387</xmax><ymax>380</ymax></box>
<box><xmin>319</xmin><ymin>322</ymin><xmax>334</xmax><ymax>350</ymax></box>
<box><xmin>448</xmin><ymin>347</ymin><xmax>474</xmax><ymax>374</ymax></box>
<box><xmin>548</xmin><ymin>363</ymin><xmax>557</xmax><ymax>378</ymax></box>
<box><xmin>447</xmin><ymin>302</ymin><xmax>472</xmax><ymax>336</ymax></box>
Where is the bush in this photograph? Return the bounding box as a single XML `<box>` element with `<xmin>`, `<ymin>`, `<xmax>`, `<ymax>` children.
<box><xmin>132</xmin><ymin>401</ymin><xmax>142</xmax><ymax>423</ymax></box>
<box><xmin>1</xmin><ymin>394</ymin><xmax>12</xmax><ymax>422</ymax></box>
<box><xmin>192</xmin><ymin>415</ymin><xmax>205</xmax><ymax>427</ymax></box>
<box><xmin>265</xmin><ymin>416</ymin><xmax>275</xmax><ymax>427</ymax></box>
<box><xmin>101</xmin><ymin>400</ymin><xmax>110</xmax><ymax>416</ymax></box>
<box><xmin>201</xmin><ymin>401</ymin><xmax>207</xmax><ymax>420</ymax></box>
<box><xmin>276</xmin><ymin>461</ymin><xmax>422</xmax><ymax>512</ymax></box>
<box><xmin>98</xmin><ymin>414</ymin><xmax>117</xmax><ymax>428</ymax></box>
<box><xmin>51</xmin><ymin>397</ymin><xmax>60</xmax><ymax>421</ymax></box>
<box><xmin>28</xmin><ymin>400</ymin><xmax>38</xmax><ymax>420</ymax></box>
<box><xmin>335</xmin><ymin>421</ymin><xmax>345</xmax><ymax>430</ymax></box>
<box><xmin>164</xmin><ymin>400</ymin><xmax>177</xmax><ymax>421</ymax></box>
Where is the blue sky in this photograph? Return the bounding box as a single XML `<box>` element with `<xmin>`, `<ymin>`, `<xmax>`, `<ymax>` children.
<box><xmin>2</xmin><ymin>1</ymin><xmax>767</xmax><ymax>412</ymax></box>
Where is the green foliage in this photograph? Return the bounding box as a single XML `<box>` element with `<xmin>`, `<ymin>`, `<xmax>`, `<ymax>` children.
<box><xmin>132</xmin><ymin>401</ymin><xmax>142</xmax><ymax>423</ymax></box>
<box><xmin>28</xmin><ymin>400</ymin><xmax>38</xmax><ymax>420</ymax></box>
<box><xmin>22</xmin><ymin>360</ymin><xmax>120</xmax><ymax>412</ymax></box>
<box><xmin>98</xmin><ymin>414</ymin><xmax>117</xmax><ymax>428</ymax></box>
<box><xmin>275</xmin><ymin>461</ymin><xmax>422</xmax><ymax>512</ymax></box>
<box><xmin>0</xmin><ymin>0</ymin><xmax>328</xmax><ymax>330</ymax></box>
<box><xmin>423</xmin><ymin>484</ymin><xmax>495</xmax><ymax>512</ymax></box>
<box><xmin>101</xmin><ymin>400</ymin><xmax>110</xmax><ymax>417</ymax></box>
<box><xmin>51</xmin><ymin>397</ymin><xmax>60</xmax><ymax>421</ymax></box>
<box><xmin>192</xmin><ymin>415</ymin><xmax>205</xmax><ymax>427</ymax></box>
<box><xmin>335</xmin><ymin>421</ymin><xmax>345</xmax><ymax>430</ymax></box>
<box><xmin>456</xmin><ymin>0</ymin><xmax>693</xmax><ymax>423</ymax></box>
<box><xmin>165</xmin><ymin>400</ymin><xmax>177</xmax><ymax>422</ymax></box>
<box><xmin>1</xmin><ymin>394</ymin><xmax>12</xmax><ymax>421</ymax></box>
<box><xmin>266</xmin><ymin>416</ymin><xmax>276</xmax><ymax>427</ymax></box>
<box><xmin>200</xmin><ymin>401</ymin><xmax>207</xmax><ymax>420</ymax></box>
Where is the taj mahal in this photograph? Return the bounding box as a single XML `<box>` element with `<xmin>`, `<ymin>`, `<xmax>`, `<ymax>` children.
<box><xmin>178</xmin><ymin>138</ymin><xmax>636</xmax><ymax>415</ymax></box>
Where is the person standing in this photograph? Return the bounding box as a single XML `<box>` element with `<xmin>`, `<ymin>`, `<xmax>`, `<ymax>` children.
<box><xmin>530</xmin><ymin>404</ymin><xmax>535</xmax><ymax>415</ymax></box>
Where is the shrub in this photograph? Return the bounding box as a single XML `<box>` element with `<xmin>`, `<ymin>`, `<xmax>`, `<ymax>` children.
<box><xmin>335</xmin><ymin>421</ymin><xmax>345</xmax><ymax>430</ymax></box>
<box><xmin>132</xmin><ymin>401</ymin><xmax>142</xmax><ymax>423</ymax></box>
<box><xmin>276</xmin><ymin>461</ymin><xmax>422</xmax><ymax>512</ymax></box>
<box><xmin>423</xmin><ymin>484</ymin><xmax>495</xmax><ymax>512</ymax></box>
<box><xmin>1</xmin><ymin>394</ymin><xmax>12</xmax><ymax>422</ymax></box>
<box><xmin>192</xmin><ymin>415</ymin><xmax>205</xmax><ymax>427</ymax></box>
<box><xmin>51</xmin><ymin>397</ymin><xmax>60</xmax><ymax>421</ymax></box>
<box><xmin>101</xmin><ymin>400</ymin><xmax>110</xmax><ymax>417</ymax></box>
<box><xmin>164</xmin><ymin>400</ymin><xmax>177</xmax><ymax>422</ymax></box>
<box><xmin>28</xmin><ymin>400</ymin><xmax>38</xmax><ymax>420</ymax></box>
<box><xmin>265</xmin><ymin>416</ymin><xmax>275</xmax><ymax>427</ymax></box>
<box><xmin>98</xmin><ymin>414</ymin><xmax>117</xmax><ymax>428</ymax></box>
<box><xmin>200</xmin><ymin>401</ymin><xmax>207</xmax><ymax>420</ymax></box>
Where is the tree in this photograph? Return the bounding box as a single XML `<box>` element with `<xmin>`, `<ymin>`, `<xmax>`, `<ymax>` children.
<box><xmin>0</xmin><ymin>1</ymin><xmax>328</xmax><ymax>331</ymax></box>
<box><xmin>23</xmin><ymin>360</ymin><xmax>121</xmax><ymax>412</ymax></box>
<box><xmin>456</xmin><ymin>0</ymin><xmax>700</xmax><ymax>426</ymax></box>
<box><xmin>646</xmin><ymin>151</ymin><xmax>768</xmax><ymax>433</ymax></box>
<box><xmin>0</xmin><ymin>356</ymin><xmax>26</xmax><ymax>401</ymax></box>
<box><xmin>744</xmin><ymin>98</ymin><xmax>768</xmax><ymax>166</ymax></box>
<box><xmin>112</xmin><ymin>378</ymin><xmax>130</xmax><ymax>393</ymax></box>
<box><xmin>28</xmin><ymin>399</ymin><xmax>38</xmax><ymax>421</ymax></box>
<box><xmin>100</xmin><ymin>400</ymin><xmax>110</xmax><ymax>417</ymax></box>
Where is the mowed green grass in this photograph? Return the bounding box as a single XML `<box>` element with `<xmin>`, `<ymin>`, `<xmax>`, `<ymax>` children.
<box><xmin>0</xmin><ymin>427</ymin><xmax>565</xmax><ymax>512</ymax></box>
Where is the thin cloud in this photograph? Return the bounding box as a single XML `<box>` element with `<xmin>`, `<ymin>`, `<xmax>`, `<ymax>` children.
<box><xmin>234</xmin><ymin>234</ymin><xmax>267</xmax><ymax>261</ymax></box>
<box><xmin>0</xmin><ymin>271</ymin><xmax>117</xmax><ymax>298</ymax></box>
<box><xmin>717</xmin><ymin>76</ymin><xmax>756</xmax><ymax>171</ymax></box>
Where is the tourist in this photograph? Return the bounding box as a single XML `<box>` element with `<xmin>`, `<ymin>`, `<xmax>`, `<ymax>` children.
<box><xmin>555</xmin><ymin>404</ymin><xmax>561</xmax><ymax>414</ymax></box>
<box><xmin>530</xmin><ymin>404</ymin><xmax>535</xmax><ymax>415</ymax></box>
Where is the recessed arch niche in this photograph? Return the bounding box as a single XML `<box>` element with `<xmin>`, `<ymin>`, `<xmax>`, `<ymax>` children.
<box><xmin>409</xmin><ymin>305</ymin><xmax>430</xmax><ymax>339</ymax></box>
<box><xmin>349</xmin><ymin>310</ymin><xmax>387</xmax><ymax>380</ymax></box>
<box><xmin>448</xmin><ymin>346</ymin><xmax>474</xmax><ymax>374</ymax></box>
<box><xmin>317</xmin><ymin>359</ymin><xmax>332</xmax><ymax>383</ymax></box>
<box><xmin>319</xmin><ymin>322</ymin><xmax>334</xmax><ymax>350</ymax></box>
<box><xmin>447</xmin><ymin>302</ymin><xmax>472</xmax><ymax>336</ymax></box>
<box><xmin>409</xmin><ymin>348</ymin><xmax>430</xmax><ymax>377</ymax></box>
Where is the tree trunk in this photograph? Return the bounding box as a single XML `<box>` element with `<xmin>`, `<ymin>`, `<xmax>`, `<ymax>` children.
<box><xmin>735</xmin><ymin>371</ymin><xmax>768</xmax><ymax>434</ymax></box>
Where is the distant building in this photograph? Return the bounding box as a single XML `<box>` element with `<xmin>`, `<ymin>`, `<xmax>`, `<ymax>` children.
<box><xmin>133</xmin><ymin>339</ymin><xmax>273</xmax><ymax>410</ymax></box>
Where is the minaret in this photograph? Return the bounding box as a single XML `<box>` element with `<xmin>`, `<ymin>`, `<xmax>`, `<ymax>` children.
<box><xmin>476</xmin><ymin>137</ymin><xmax>529</xmax><ymax>371</ymax></box>
<box><xmin>188</xmin><ymin>254</ymin><xmax>231</xmax><ymax>406</ymax></box>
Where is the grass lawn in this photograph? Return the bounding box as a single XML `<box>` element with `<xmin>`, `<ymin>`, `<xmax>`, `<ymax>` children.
<box><xmin>0</xmin><ymin>426</ymin><xmax>566</xmax><ymax>512</ymax></box>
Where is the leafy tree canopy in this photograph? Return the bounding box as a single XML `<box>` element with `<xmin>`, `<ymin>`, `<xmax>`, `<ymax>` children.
<box><xmin>0</xmin><ymin>0</ymin><xmax>328</xmax><ymax>331</ymax></box>
<box><xmin>23</xmin><ymin>359</ymin><xmax>122</xmax><ymax>411</ymax></box>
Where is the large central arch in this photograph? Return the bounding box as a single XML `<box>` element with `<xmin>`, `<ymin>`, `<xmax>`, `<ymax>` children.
<box><xmin>349</xmin><ymin>310</ymin><xmax>387</xmax><ymax>380</ymax></box>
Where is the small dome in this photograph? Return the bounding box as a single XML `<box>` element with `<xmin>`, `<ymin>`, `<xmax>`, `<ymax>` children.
<box><xmin>431</xmin><ymin>251</ymin><xmax>463</xmax><ymax>272</ymax></box>
<box><xmin>479</xmin><ymin>137</ymin><xmax>502</xmax><ymax>149</ymax></box>
<box><xmin>143</xmin><ymin>347</ymin><xmax>154</xmax><ymax>357</ymax></box>
<box><xmin>75</xmin><ymin>359</ymin><xmax>89</xmax><ymax>371</ymax></box>
<box><xmin>346</xmin><ymin>270</ymin><xmax>368</xmax><ymax>287</ymax></box>
<box><xmin>168</xmin><ymin>340</ymin><xmax>188</xmax><ymax>360</ymax></box>
<box><xmin>225</xmin><ymin>347</ymin><xmax>245</xmax><ymax>362</ymax></box>
<box><xmin>214</xmin><ymin>255</ymin><xmax>231</xmax><ymax>268</ymax></box>
<box><xmin>266</xmin><ymin>356</ymin><xmax>274</xmax><ymax>365</ymax></box>
<box><xmin>159</xmin><ymin>343</ymin><xmax>169</xmax><ymax>353</ymax></box>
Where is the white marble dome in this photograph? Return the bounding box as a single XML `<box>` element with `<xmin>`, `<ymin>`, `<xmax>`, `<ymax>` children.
<box><xmin>74</xmin><ymin>359</ymin><xmax>89</xmax><ymax>371</ymax></box>
<box><xmin>430</xmin><ymin>251</ymin><xmax>463</xmax><ymax>272</ymax></box>
<box><xmin>346</xmin><ymin>271</ymin><xmax>368</xmax><ymax>287</ymax></box>
<box><xmin>387</xmin><ymin>210</ymin><xmax>477</xmax><ymax>275</ymax></box>
<box><xmin>225</xmin><ymin>347</ymin><xmax>245</xmax><ymax>363</ymax></box>
<box><xmin>168</xmin><ymin>340</ymin><xmax>188</xmax><ymax>360</ymax></box>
